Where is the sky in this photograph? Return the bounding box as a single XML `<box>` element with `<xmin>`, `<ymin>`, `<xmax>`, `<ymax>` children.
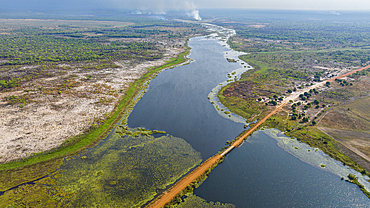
<box><xmin>1</xmin><ymin>0</ymin><xmax>370</xmax><ymax>12</ymax></box>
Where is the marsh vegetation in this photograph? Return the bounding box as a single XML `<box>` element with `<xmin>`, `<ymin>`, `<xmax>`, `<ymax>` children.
<box><xmin>215</xmin><ymin>12</ymin><xmax>370</xmax><ymax>197</ymax></box>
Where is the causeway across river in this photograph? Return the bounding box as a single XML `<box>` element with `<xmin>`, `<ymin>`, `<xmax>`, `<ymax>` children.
<box><xmin>148</xmin><ymin>64</ymin><xmax>370</xmax><ymax>208</ymax></box>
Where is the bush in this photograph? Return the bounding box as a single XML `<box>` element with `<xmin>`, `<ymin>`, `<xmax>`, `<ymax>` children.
<box><xmin>269</xmin><ymin>100</ymin><xmax>277</xmax><ymax>106</ymax></box>
<box><xmin>348</xmin><ymin>173</ymin><xmax>357</xmax><ymax>180</ymax></box>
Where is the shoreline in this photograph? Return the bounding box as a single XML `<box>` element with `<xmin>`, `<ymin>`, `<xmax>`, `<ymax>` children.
<box><xmin>0</xmin><ymin>47</ymin><xmax>192</xmax><ymax>171</ymax></box>
<box><xmin>216</xmin><ymin>42</ymin><xmax>370</xmax><ymax>197</ymax></box>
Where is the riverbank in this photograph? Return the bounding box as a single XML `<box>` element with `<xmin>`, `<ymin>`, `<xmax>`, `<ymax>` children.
<box><xmin>220</xmin><ymin>55</ymin><xmax>370</xmax><ymax>173</ymax></box>
<box><xmin>217</xmin><ymin>54</ymin><xmax>370</xmax><ymax>198</ymax></box>
<box><xmin>147</xmin><ymin>61</ymin><xmax>370</xmax><ymax>207</ymax></box>
<box><xmin>0</xmin><ymin>48</ymin><xmax>192</xmax><ymax>171</ymax></box>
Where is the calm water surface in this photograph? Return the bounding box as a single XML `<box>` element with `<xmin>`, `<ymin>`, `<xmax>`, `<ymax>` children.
<box><xmin>129</xmin><ymin>36</ymin><xmax>244</xmax><ymax>158</ymax></box>
<box><xmin>128</xmin><ymin>36</ymin><xmax>370</xmax><ymax>206</ymax></box>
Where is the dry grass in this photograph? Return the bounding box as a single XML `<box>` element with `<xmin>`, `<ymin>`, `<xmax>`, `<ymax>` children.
<box><xmin>319</xmin><ymin>97</ymin><xmax>370</xmax><ymax>132</ymax></box>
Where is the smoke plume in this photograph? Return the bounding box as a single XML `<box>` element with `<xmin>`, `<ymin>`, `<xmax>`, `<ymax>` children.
<box><xmin>0</xmin><ymin>0</ymin><xmax>202</xmax><ymax>20</ymax></box>
<box><xmin>187</xmin><ymin>9</ymin><xmax>202</xmax><ymax>21</ymax></box>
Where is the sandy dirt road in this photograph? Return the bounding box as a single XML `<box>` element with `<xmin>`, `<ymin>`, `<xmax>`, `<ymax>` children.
<box><xmin>148</xmin><ymin>64</ymin><xmax>370</xmax><ymax>208</ymax></box>
<box><xmin>147</xmin><ymin>155</ymin><xmax>222</xmax><ymax>208</ymax></box>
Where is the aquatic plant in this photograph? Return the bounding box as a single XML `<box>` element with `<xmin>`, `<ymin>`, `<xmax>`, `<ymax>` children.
<box><xmin>55</xmin><ymin>133</ymin><xmax>201</xmax><ymax>207</ymax></box>
<box><xmin>174</xmin><ymin>193</ymin><xmax>235</xmax><ymax>208</ymax></box>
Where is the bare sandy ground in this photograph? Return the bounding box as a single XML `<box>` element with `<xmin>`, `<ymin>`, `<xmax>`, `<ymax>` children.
<box><xmin>0</xmin><ymin>46</ymin><xmax>184</xmax><ymax>163</ymax></box>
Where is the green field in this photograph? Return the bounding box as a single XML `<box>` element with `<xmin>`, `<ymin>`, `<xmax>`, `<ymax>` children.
<box><xmin>0</xmin><ymin>130</ymin><xmax>202</xmax><ymax>207</ymax></box>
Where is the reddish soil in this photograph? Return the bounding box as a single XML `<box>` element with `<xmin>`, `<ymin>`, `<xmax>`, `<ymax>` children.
<box><xmin>148</xmin><ymin>64</ymin><xmax>370</xmax><ymax>208</ymax></box>
<box><xmin>147</xmin><ymin>155</ymin><xmax>222</xmax><ymax>208</ymax></box>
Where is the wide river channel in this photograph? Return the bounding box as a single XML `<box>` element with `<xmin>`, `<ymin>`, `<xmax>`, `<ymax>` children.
<box><xmin>128</xmin><ymin>27</ymin><xmax>370</xmax><ymax>207</ymax></box>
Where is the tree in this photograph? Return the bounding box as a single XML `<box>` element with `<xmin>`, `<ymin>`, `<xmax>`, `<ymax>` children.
<box><xmin>269</xmin><ymin>100</ymin><xmax>277</xmax><ymax>106</ymax></box>
<box><xmin>312</xmin><ymin>120</ymin><xmax>317</xmax><ymax>125</ymax></box>
<box><xmin>325</xmin><ymin>81</ymin><xmax>331</xmax><ymax>87</ymax></box>
<box><xmin>302</xmin><ymin>117</ymin><xmax>309</xmax><ymax>122</ymax></box>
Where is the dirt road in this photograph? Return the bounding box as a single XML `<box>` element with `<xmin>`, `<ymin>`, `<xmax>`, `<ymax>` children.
<box><xmin>147</xmin><ymin>64</ymin><xmax>370</xmax><ymax>208</ymax></box>
<box><xmin>147</xmin><ymin>155</ymin><xmax>222</xmax><ymax>208</ymax></box>
<box><xmin>327</xmin><ymin>65</ymin><xmax>370</xmax><ymax>82</ymax></box>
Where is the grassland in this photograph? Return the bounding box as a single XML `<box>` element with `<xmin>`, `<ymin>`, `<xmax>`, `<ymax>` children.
<box><xmin>0</xmin><ymin>128</ymin><xmax>202</xmax><ymax>207</ymax></box>
<box><xmin>0</xmin><ymin>47</ymin><xmax>191</xmax><ymax>171</ymax></box>
<box><xmin>0</xmin><ymin>17</ymin><xmax>208</xmax><ymax>164</ymax></box>
<box><xmin>56</xmin><ymin>131</ymin><xmax>201</xmax><ymax>207</ymax></box>
<box><xmin>219</xmin><ymin>56</ymin><xmax>370</xmax><ymax>174</ymax></box>
<box><xmin>214</xmin><ymin>15</ymin><xmax>370</xmax><ymax>181</ymax></box>
<box><xmin>0</xmin><ymin>48</ymin><xmax>199</xmax><ymax>207</ymax></box>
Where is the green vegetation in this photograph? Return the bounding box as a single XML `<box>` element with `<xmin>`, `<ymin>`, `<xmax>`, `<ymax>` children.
<box><xmin>286</xmin><ymin>126</ymin><xmax>365</xmax><ymax>173</ymax></box>
<box><xmin>56</xmin><ymin>132</ymin><xmax>201</xmax><ymax>207</ymax></box>
<box><xmin>216</xmin><ymin>14</ymin><xmax>370</xmax><ymax>199</ymax></box>
<box><xmin>173</xmin><ymin>193</ymin><xmax>235</xmax><ymax>208</ymax></box>
<box><xmin>346</xmin><ymin>174</ymin><xmax>370</xmax><ymax>198</ymax></box>
<box><xmin>0</xmin><ymin>20</ymin><xmax>206</xmax><ymax>92</ymax></box>
<box><xmin>218</xmin><ymin>90</ymin><xmax>267</xmax><ymax>122</ymax></box>
<box><xmin>226</xmin><ymin>58</ymin><xmax>237</xmax><ymax>62</ymax></box>
<box><xmin>225</xmin><ymin>19</ymin><xmax>370</xmax><ymax>61</ymax></box>
<box><xmin>0</xmin><ymin>159</ymin><xmax>71</xmax><ymax>207</ymax></box>
<box><xmin>161</xmin><ymin>157</ymin><xmax>224</xmax><ymax>208</ymax></box>
<box><xmin>0</xmin><ymin>46</ymin><xmax>191</xmax><ymax>171</ymax></box>
<box><xmin>0</xmin><ymin>130</ymin><xmax>201</xmax><ymax>207</ymax></box>
<box><xmin>0</xmin><ymin>35</ymin><xmax>161</xmax><ymax>65</ymax></box>
<box><xmin>0</xmin><ymin>29</ymin><xmax>197</xmax><ymax>206</ymax></box>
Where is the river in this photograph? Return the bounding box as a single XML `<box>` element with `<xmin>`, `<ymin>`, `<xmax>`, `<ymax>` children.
<box><xmin>128</xmin><ymin>24</ymin><xmax>370</xmax><ymax>207</ymax></box>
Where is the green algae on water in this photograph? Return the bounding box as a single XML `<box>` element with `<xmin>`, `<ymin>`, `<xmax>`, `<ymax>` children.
<box><xmin>55</xmin><ymin>130</ymin><xmax>202</xmax><ymax>207</ymax></box>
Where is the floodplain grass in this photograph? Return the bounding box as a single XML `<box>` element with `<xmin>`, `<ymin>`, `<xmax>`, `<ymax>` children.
<box><xmin>173</xmin><ymin>193</ymin><xmax>235</xmax><ymax>208</ymax></box>
<box><xmin>153</xmin><ymin>157</ymin><xmax>224</xmax><ymax>208</ymax></box>
<box><xmin>56</xmin><ymin>132</ymin><xmax>202</xmax><ymax>208</ymax></box>
<box><xmin>217</xmin><ymin>87</ymin><xmax>268</xmax><ymax>123</ymax></box>
<box><xmin>218</xmin><ymin>49</ymin><xmax>370</xmax><ymax>199</ymax></box>
<box><xmin>0</xmin><ymin>47</ymin><xmax>194</xmax><ymax>208</ymax></box>
<box><xmin>0</xmin><ymin>47</ymin><xmax>191</xmax><ymax>171</ymax></box>
<box><xmin>0</xmin><ymin>131</ymin><xmax>202</xmax><ymax>208</ymax></box>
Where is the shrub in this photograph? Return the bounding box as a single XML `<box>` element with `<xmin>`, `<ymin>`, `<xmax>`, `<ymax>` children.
<box><xmin>348</xmin><ymin>173</ymin><xmax>357</xmax><ymax>180</ymax></box>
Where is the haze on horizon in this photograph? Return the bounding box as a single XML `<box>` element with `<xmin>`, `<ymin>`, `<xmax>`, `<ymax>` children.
<box><xmin>1</xmin><ymin>0</ymin><xmax>370</xmax><ymax>12</ymax></box>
